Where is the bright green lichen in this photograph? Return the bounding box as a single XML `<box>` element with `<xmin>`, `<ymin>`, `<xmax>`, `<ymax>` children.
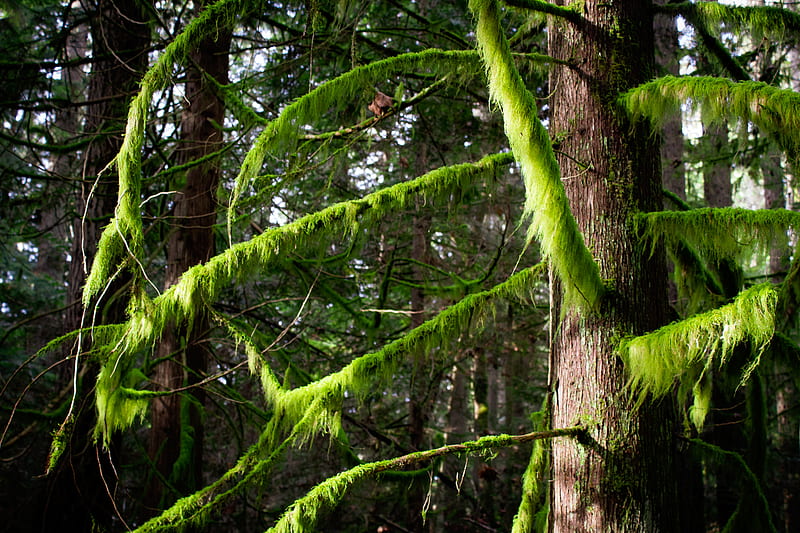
<box><xmin>226</xmin><ymin>48</ymin><xmax>483</xmax><ymax>240</ymax></box>
<box><xmin>620</xmin><ymin>283</ymin><xmax>778</xmax><ymax>428</ymax></box>
<box><xmin>636</xmin><ymin>208</ymin><xmax>800</xmax><ymax>265</ymax></box>
<box><xmin>658</xmin><ymin>2</ymin><xmax>800</xmax><ymax>43</ymax></box>
<box><xmin>83</xmin><ymin>0</ymin><xmax>253</xmax><ymax>307</ymax></box>
<box><xmin>470</xmin><ymin>0</ymin><xmax>603</xmax><ymax>310</ymax></box>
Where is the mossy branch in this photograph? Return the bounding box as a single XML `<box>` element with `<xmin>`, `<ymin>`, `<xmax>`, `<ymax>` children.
<box><xmin>620</xmin><ymin>283</ymin><xmax>778</xmax><ymax>428</ymax></box>
<box><xmin>226</xmin><ymin>48</ymin><xmax>483</xmax><ymax>239</ymax></box>
<box><xmin>636</xmin><ymin>208</ymin><xmax>800</xmax><ymax>264</ymax></box>
<box><xmin>84</xmin><ymin>0</ymin><xmax>254</xmax><ymax>306</ymax></box>
<box><xmin>267</xmin><ymin>426</ymin><xmax>584</xmax><ymax>533</ymax></box>
<box><xmin>258</xmin><ymin>263</ymin><xmax>547</xmax><ymax>447</ymax></box>
<box><xmin>470</xmin><ymin>0</ymin><xmax>603</xmax><ymax>310</ymax></box>
<box><xmin>92</xmin><ymin>154</ymin><xmax>514</xmax><ymax>443</ymax></box>
<box><xmin>502</xmin><ymin>0</ymin><xmax>581</xmax><ymax>22</ymax></box>
<box><xmin>656</xmin><ymin>2</ymin><xmax>800</xmax><ymax>42</ymax></box>
<box><xmin>620</xmin><ymin>76</ymin><xmax>800</xmax><ymax>159</ymax></box>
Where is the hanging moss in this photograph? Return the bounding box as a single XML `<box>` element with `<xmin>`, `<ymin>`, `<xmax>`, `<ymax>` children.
<box><xmin>226</xmin><ymin>48</ymin><xmax>484</xmax><ymax>237</ymax></box>
<box><xmin>83</xmin><ymin>0</ymin><xmax>254</xmax><ymax>306</ymax></box>
<box><xmin>91</xmin><ymin>154</ymin><xmax>514</xmax><ymax>442</ymax></box>
<box><xmin>259</xmin><ymin>263</ymin><xmax>547</xmax><ymax>447</ymax></box>
<box><xmin>267</xmin><ymin>427</ymin><xmax>581</xmax><ymax>533</ymax></box>
<box><xmin>620</xmin><ymin>76</ymin><xmax>800</xmax><ymax>156</ymax></box>
<box><xmin>470</xmin><ymin>0</ymin><xmax>603</xmax><ymax>310</ymax></box>
<box><xmin>657</xmin><ymin>2</ymin><xmax>800</xmax><ymax>43</ymax></box>
<box><xmin>636</xmin><ymin>208</ymin><xmax>800</xmax><ymax>266</ymax></box>
<box><xmin>620</xmin><ymin>283</ymin><xmax>778</xmax><ymax>428</ymax></box>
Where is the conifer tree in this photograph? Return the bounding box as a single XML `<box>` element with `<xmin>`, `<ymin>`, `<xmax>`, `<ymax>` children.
<box><xmin>5</xmin><ymin>0</ymin><xmax>800</xmax><ymax>531</ymax></box>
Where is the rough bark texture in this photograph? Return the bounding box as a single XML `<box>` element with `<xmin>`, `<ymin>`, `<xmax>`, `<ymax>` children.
<box><xmin>145</xmin><ymin>4</ymin><xmax>231</xmax><ymax>512</ymax></box>
<box><xmin>547</xmin><ymin>2</ymin><xmax>679</xmax><ymax>531</ymax></box>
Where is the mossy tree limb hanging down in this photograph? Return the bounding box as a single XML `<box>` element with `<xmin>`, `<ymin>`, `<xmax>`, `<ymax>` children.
<box><xmin>226</xmin><ymin>48</ymin><xmax>484</xmax><ymax>237</ymax></box>
<box><xmin>619</xmin><ymin>283</ymin><xmax>779</xmax><ymax>429</ymax></box>
<box><xmin>620</xmin><ymin>75</ymin><xmax>800</xmax><ymax>162</ymax></box>
<box><xmin>470</xmin><ymin>0</ymin><xmax>603</xmax><ymax>310</ymax></box>
<box><xmin>92</xmin><ymin>153</ymin><xmax>514</xmax><ymax>444</ymax></box>
<box><xmin>636</xmin><ymin>208</ymin><xmax>800</xmax><ymax>264</ymax></box>
<box><xmin>82</xmin><ymin>0</ymin><xmax>259</xmax><ymax>309</ymax></box>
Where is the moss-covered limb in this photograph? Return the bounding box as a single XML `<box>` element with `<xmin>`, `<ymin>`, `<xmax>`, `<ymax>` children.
<box><xmin>92</xmin><ymin>153</ymin><xmax>512</xmax><ymax>442</ymax></box>
<box><xmin>690</xmin><ymin>16</ymin><xmax>749</xmax><ymax>82</ymax></box>
<box><xmin>471</xmin><ymin>0</ymin><xmax>603</xmax><ymax>310</ymax></box>
<box><xmin>83</xmin><ymin>0</ymin><xmax>254</xmax><ymax>307</ymax></box>
<box><xmin>619</xmin><ymin>283</ymin><xmax>778</xmax><ymax>428</ymax></box>
<box><xmin>502</xmin><ymin>0</ymin><xmax>581</xmax><ymax>22</ymax></box>
<box><xmin>656</xmin><ymin>2</ymin><xmax>800</xmax><ymax>43</ymax></box>
<box><xmin>620</xmin><ymin>76</ymin><xmax>800</xmax><ymax>154</ymax></box>
<box><xmin>689</xmin><ymin>438</ymin><xmax>777</xmax><ymax>533</ymax></box>
<box><xmin>635</xmin><ymin>208</ymin><xmax>800</xmax><ymax>265</ymax></box>
<box><xmin>267</xmin><ymin>426</ymin><xmax>583</xmax><ymax>533</ymax></box>
<box><xmin>226</xmin><ymin>49</ymin><xmax>483</xmax><ymax>232</ymax></box>
<box><xmin>662</xmin><ymin>189</ymin><xmax>691</xmax><ymax>211</ymax></box>
<box><xmin>261</xmin><ymin>263</ymin><xmax>547</xmax><ymax>445</ymax></box>
<box><xmin>258</xmin><ymin>264</ymin><xmax>547</xmax><ymax>448</ymax></box>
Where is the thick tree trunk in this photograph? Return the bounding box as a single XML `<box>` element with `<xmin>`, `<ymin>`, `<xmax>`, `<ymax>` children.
<box><xmin>43</xmin><ymin>1</ymin><xmax>150</xmax><ymax>530</ymax></box>
<box><xmin>547</xmin><ymin>2</ymin><xmax>679</xmax><ymax>531</ymax></box>
<box><xmin>145</xmin><ymin>3</ymin><xmax>231</xmax><ymax>513</ymax></box>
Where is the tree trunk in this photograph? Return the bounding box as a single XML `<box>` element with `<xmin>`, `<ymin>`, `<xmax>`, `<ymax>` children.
<box><xmin>145</xmin><ymin>2</ymin><xmax>231</xmax><ymax>514</ymax></box>
<box><xmin>43</xmin><ymin>0</ymin><xmax>150</xmax><ymax>530</ymax></box>
<box><xmin>547</xmin><ymin>2</ymin><xmax>679</xmax><ymax>531</ymax></box>
<box><xmin>654</xmin><ymin>1</ymin><xmax>686</xmax><ymax>202</ymax></box>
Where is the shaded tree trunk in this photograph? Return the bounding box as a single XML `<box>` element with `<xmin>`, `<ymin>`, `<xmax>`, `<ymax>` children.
<box><xmin>547</xmin><ymin>2</ymin><xmax>679</xmax><ymax>531</ymax></box>
<box><xmin>145</xmin><ymin>1</ymin><xmax>231</xmax><ymax>513</ymax></box>
<box><xmin>43</xmin><ymin>0</ymin><xmax>150</xmax><ymax>530</ymax></box>
<box><xmin>654</xmin><ymin>1</ymin><xmax>686</xmax><ymax>202</ymax></box>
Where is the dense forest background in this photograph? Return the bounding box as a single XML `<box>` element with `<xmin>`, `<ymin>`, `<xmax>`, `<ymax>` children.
<box><xmin>1</xmin><ymin>0</ymin><xmax>799</xmax><ymax>531</ymax></box>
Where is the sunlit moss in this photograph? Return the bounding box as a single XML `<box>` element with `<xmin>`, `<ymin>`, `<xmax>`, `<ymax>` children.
<box><xmin>620</xmin><ymin>283</ymin><xmax>778</xmax><ymax>428</ymax></box>
<box><xmin>470</xmin><ymin>0</ymin><xmax>603</xmax><ymax>310</ymax></box>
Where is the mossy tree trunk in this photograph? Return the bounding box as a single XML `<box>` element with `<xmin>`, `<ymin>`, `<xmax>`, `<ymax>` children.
<box><xmin>145</xmin><ymin>1</ymin><xmax>231</xmax><ymax>513</ymax></box>
<box><xmin>547</xmin><ymin>2</ymin><xmax>679</xmax><ymax>530</ymax></box>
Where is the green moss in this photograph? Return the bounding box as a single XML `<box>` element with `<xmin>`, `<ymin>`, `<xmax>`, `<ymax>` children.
<box><xmin>636</xmin><ymin>208</ymin><xmax>800</xmax><ymax>265</ymax></box>
<box><xmin>470</xmin><ymin>0</ymin><xmax>603</xmax><ymax>310</ymax></box>
<box><xmin>226</xmin><ymin>48</ymin><xmax>484</xmax><ymax>240</ymax></box>
<box><xmin>658</xmin><ymin>2</ymin><xmax>800</xmax><ymax>43</ymax></box>
<box><xmin>620</xmin><ymin>283</ymin><xmax>778</xmax><ymax>428</ymax></box>
<box><xmin>620</xmin><ymin>76</ymin><xmax>800</xmax><ymax>160</ymax></box>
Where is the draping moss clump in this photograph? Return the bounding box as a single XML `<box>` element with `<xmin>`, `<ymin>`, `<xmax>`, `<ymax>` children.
<box><xmin>470</xmin><ymin>0</ymin><xmax>603</xmax><ymax>310</ymax></box>
<box><xmin>620</xmin><ymin>283</ymin><xmax>778</xmax><ymax>428</ymax></box>
<box><xmin>620</xmin><ymin>76</ymin><xmax>800</xmax><ymax>150</ymax></box>
<box><xmin>658</xmin><ymin>2</ymin><xmax>800</xmax><ymax>42</ymax></box>
<box><xmin>226</xmin><ymin>48</ymin><xmax>484</xmax><ymax>236</ymax></box>
<box><xmin>636</xmin><ymin>208</ymin><xmax>800</xmax><ymax>265</ymax></box>
<box><xmin>84</xmin><ymin>0</ymin><xmax>254</xmax><ymax>308</ymax></box>
<box><xmin>255</xmin><ymin>263</ymin><xmax>546</xmax><ymax>447</ymax></box>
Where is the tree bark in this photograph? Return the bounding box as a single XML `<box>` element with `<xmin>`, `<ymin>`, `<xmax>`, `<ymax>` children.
<box><xmin>145</xmin><ymin>1</ymin><xmax>231</xmax><ymax>513</ymax></box>
<box><xmin>547</xmin><ymin>2</ymin><xmax>679</xmax><ymax>531</ymax></box>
